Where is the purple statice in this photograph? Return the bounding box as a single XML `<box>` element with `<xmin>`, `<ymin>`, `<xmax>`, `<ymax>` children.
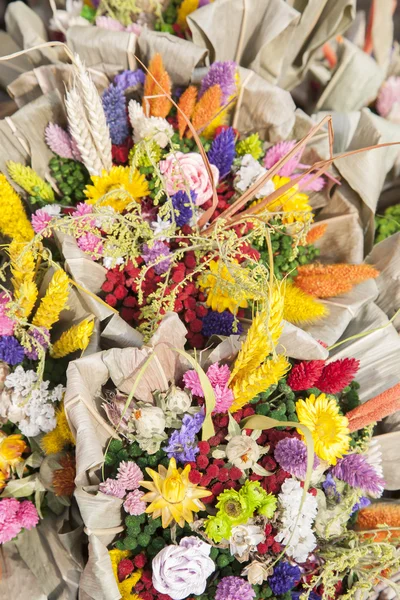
<box><xmin>351</xmin><ymin>496</ymin><xmax>371</xmax><ymax>515</ymax></box>
<box><xmin>274</xmin><ymin>437</ymin><xmax>319</xmax><ymax>480</ymax></box>
<box><xmin>114</xmin><ymin>69</ymin><xmax>146</xmax><ymax>91</ymax></box>
<box><xmin>215</xmin><ymin>576</ymin><xmax>255</xmax><ymax>600</ymax></box>
<box><xmin>199</xmin><ymin>61</ymin><xmax>237</xmax><ymax>104</ymax></box>
<box><xmin>24</xmin><ymin>328</ymin><xmax>50</xmax><ymax>360</ymax></box>
<box><xmin>102</xmin><ymin>85</ymin><xmax>129</xmax><ymax>145</ymax></box>
<box><xmin>208</xmin><ymin>128</ymin><xmax>236</xmax><ymax>178</ymax></box>
<box><xmin>331</xmin><ymin>453</ymin><xmax>385</xmax><ymax>496</ymax></box>
<box><xmin>322</xmin><ymin>473</ymin><xmax>341</xmax><ymax>503</ymax></box>
<box><xmin>171</xmin><ymin>190</ymin><xmax>196</xmax><ymax>227</ymax></box>
<box><xmin>0</xmin><ymin>336</ymin><xmax>25</xmax><ymax>365</ymax></box>
<box><xmin>269</xmin><ymin>562</ymin><xmax>301</xmax><ymax>595</ymax></box>
<box><xmin>142</xmin><ymin>240</ymin><xmax>172</xmax><ymax>275</ymax></box>
<box><xmin>201</xmin><ymin>310</ymin><xmax>243</xmax><ymax>337</ymax></box>
<box><xmin>163</xmin><ymin>412</ymin><xmax>204</xmax><ymax>464</ymax></box>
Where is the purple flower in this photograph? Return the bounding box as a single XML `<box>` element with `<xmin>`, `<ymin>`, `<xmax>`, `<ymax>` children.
<box><xmin>24</xmin><ymin>328</ymin><xmax>50</xmax><ymax>360</ymax></box>
<box><xmin>215</xmin><ymin>576</ymin><xmax>255</xmax><ymax>600</ymax></box>
<box><xmin>200</xmin><ymin>62</ymin><xmax>237</xmax><ymax>104</ymax></box>
<box><xmin>142</xmin><ymin>240</ymin><xmax>172</xmax><ymax>275</ymax></box>
<box><xmin>102</xmin><ymin>84</ymin><xmax>129</xmax><ymax>145</ymax></box>
<box><xmin>164</xmin><ymin>412</ymin><xmax>204</xmax><ymax>464</ymax></box>
<box><xmin>208</xmin><ymin>127</ymin><xmax>236</xmax><ymax>178</ymax></box>
<box><xmin>292</xmin><ymin>592</ymin><xmax>321</xmax><ymax>600</ymax></box>
<box><xmin>114</xmin><ymin>69</ymin><xmax>145</xmax><ymax>91</ymax></box>
<box><xmin>322</xmin><ymin>473</ymin><xmax>341</xmax><ymax>502</ymax></box>
<box><xmin>171</xmin><ymin>190</ymin><xmax>196</xmax><ymax>227</ymax></box>
<box><xmin>351</xmin><ymin>496</ymin><xmax>371</xmax><ymax>515</ymax></box>
<box><xmin>0</xmin><ymin>336</ymin><xmax>25</xmax><ymax>365</ymax></box>
<box><xmin>268</xmin><ymin>562</ymin><xmax>301</xmax><ymax>595</ymax></box>
<box><xmin>201</xmin><ymin>310</ymin><xmax>243</xmax><ymax>337</ymax></box>
<box><xmin>331</xmin><ymin>453</ymin><xmax>385</xmax><ymax>496</ymax></box>
<box><xmin>274</xmin><ymin>437</ymin><xmax>319</xmax><ymax>480</ymax></box>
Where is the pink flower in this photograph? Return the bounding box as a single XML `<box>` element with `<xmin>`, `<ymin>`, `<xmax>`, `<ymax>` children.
<box><xmin>16</xmin><ymin>500</ymin><xmax>39</xmax><ymax>530</ymax></box>
<box><xmin>123</xmin><ymin>490</ymin><xmax>146</xmax><ymax>515</ymax></box>
<box><xmin>31</xmin><ymin>208</ymin><xmax>53</xmax><ymax>236</ymax></box>
<box><xmin>72</xmin><ymin>203</ymin><xmax>94</xmax><ymax>218</ymax></box>
<box><xmin>159</xmin><ymin>152</ymin><xmax>219</xmax><ymax>206</ymax></box>
<box><xmin>214</xmin><ymin>384</ymin><xmax>234</xmax><ymax>413</ymax></box>
<box><xmin>116</xmin><ymin>461</ymin><xmax>143</xmax><ymax>490</ymax></box>
<box><xmin>126</xmin><ymin>23</ymin><xmax>142</xmax><ymax>34</ymax></box>
<box><xmin>183</xmin><ymin>370</ymin><xmax>204</xmax><ymax>397</ymax></box>
<box><xmin>95</xmin><ymin>15</ymin><xmax>125</xmax><ymax>31</ymax></box>
<box><xmin>0</xmin><ymin>498</ymin><xmax>19</xmax><ymax>523</ymax></box>
<box><xmin>206</xmin><ymin>363</ymin><xmax>231</xmax><ymax>388</ymax></box>
<box><xmin>77</xmin><ymin>233</ymin><xmax>104</xmax><ymax>259</ymax></box>
<box><xmin>264</xmin><ymin>141</ymin><xmax>301</xmax><ymax>177</ymax></box>
<box><xmin>0</xmin><ymin>518</ymin><xmax>22</xmax><ymax>544</ymax></box>
<box><xmin>0</xmin><ymin>294</ymin><xmax>15</xmax><ymax>335</ymax></box>
<box><xmin>301</xmin><ymin>173</ymin><xmax>326</xmax><ymax>192</ymax></box>
<box><xmin>0</xmin><ymin>498</ymin><xmax>22</xmax><ymax>544</ymax></box>
<box><xmin>377</xmin><ymin>76</ymin><xmax>400</xmax><ymax>118</ymax></box>
<box><xmin>99</xmin><ymin>478</ymin><xmax>126</xmax><ymax>499</ymax></box>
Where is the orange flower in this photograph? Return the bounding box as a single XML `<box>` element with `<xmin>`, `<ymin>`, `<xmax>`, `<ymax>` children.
<box><xmin>304</xmin><ymin>224</ymin><xmax>327</xmax><ymax>245</ymax></box>
<box><xmin>177</xmin><ymin>86</ymin><xmax>198</xmax><ymax>138</ymax></box>
<box><xmin>143</xmin><ymin>54</ymin><xmax>172</xmax><ymax>119</ymax></box>
<box><xmin>187</xmin><ymin>85</ymin><xmax>222</xmax><ymax>138</ymax></box>
<box><xmin>53</xmin><ymin>454</ymin><xmax>76</xmax><ymax>497</ymax></box>
<box><xmin>347</xmin><ymin>382</ymin><xmax>400</xmax><ymax>432</ymax></box>
<box><xmin>355</xmin><ymin>502</ymin><xmax>400</xmax><ymax>542</ymax></box>
<box><xmin>0</xmin><ymin>432</ymin><xmax>27</xmax><ymax>476</ymax></box>
<box><xmin>294</xmin><ymin>263</ymin><xmax>379</xmax><ymax>298</ymax></box>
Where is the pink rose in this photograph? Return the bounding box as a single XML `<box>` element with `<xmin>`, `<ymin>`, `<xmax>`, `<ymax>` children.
<box><xmin>159</xmin><ymin>152</ymin><xmax>219</xmax><ymax>206</ymax></box>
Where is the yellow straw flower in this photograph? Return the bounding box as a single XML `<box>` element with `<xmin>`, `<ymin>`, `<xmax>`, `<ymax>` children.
<box><xmin>7</xmin><ymin>161</ymin><xmax>55</xmax><ymax>202</ymax></box>
<box><xmin>32</xmin><ymin>270</ymin><xmax>69</xmax><ymax>330</ymax></box>
<box><xmin>51</xmin><ymin>319</ymin><xmax>94</xmax><ymax>358</ymax></box>
<box><xmin>283</xmin><ymin>281</ymin><xmax>328</xmax><ymax>325</ymax></box>
<box><xmin>41</xmin><ymin>405</ymin><xmax>75</xmax><ymax>455</ymax></box>
<box><xmin>0</xmin><ymin>175</ymin><xmax>34</xmax><ymax>242</ymax></box>
<box><xmin>0</xmin><ymin>432</ymin><xmax>27</xmax><ymax>477</ymax></box>
<box><xmin>267</xmin><ymin>176</ymin><xmax>312</xmax><ymax>224</ymax></box>
<box><xmin>177</xmin><ymin>0</ymin><xmax>199</xmax><ymax>29</ymax></box>
<box><xmin>85</xmin><ymin>166</ymin><xmax>149</xmax><ymax>212</ymax></box>
<box><xmin>0</xmin><ymin>470</ymin><xmax>7</xmax><ymax>491</ymax></box>
<box><xmin>199</xmin><ymin>260</ymin><xmax>250</xmax><ymax>314</ymax></box>
<box><xmin>296</xmin><ymin>393</ymin><xmax>350</xmax><ymax>465</ymax></box>
<box><xmin>140</xmin><ymin>457</ymin><xmax>211</xmax><ymax>528</ymax></box>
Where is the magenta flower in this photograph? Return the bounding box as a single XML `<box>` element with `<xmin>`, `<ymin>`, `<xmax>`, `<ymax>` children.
<box><xmin>214</xmin><ymin>384</ymin><xmax>234</xmax><ymax>413</ymax></box>
<box><xmin>123</xmin><ymin>490</ymin><xmax>146</xmax><ymax>515</ymax></box>
<box><xmin>116</xmin><ymin>461</ymin><xmax>143</xmax><ymax>490</ymax></box>
<box><xmin>32</xmin><ymin>208</ymin><xmax>54</xmax><ymax>236</ymax></box>
<box><xmin>206</xmin><ymin>363</ymin><xmax>231</xmax><ymax>388</ymax></box>
<box><xmin>0</xmin><ymin>294</ymin><xmax>15</xmax><ymax>336</ymax></box>
<box><xmin>0</xmin><ymin>498</ymin><xmax>22</xmax><ymax>544</ymax></box>
<box><xmin>264</xmin><ymin>141</ymin><xmax>301</xmax><ymax>177</ymax></box>
<box><xmin>77</xmin><ymin>233</ymin><xmax>104</xmax><ymax>258</ymax></box>
<box><xmin>16</xmin><ymin>500</ymin><xmax>39</xmax><ymax>530</ymax></box>
<box><xmin>183</xmin><ymin>370</ymin><xmax>204</xmax><ymax>397</ymax></box>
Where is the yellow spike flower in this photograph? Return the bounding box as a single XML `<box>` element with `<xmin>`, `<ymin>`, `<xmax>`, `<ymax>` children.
<box><xmin>296</xmin><ymin>393</ymin><xmax>350</xmax><ymax>465</ymax></box>
<box><xmin>140</xmin><ymin>457</ymin><xmax>211</xmax><ymax>528</ymax></box>
<box><xmin>7</xmin><ymin>161</ymin><xmax>55</xmax><ymax>202</ymax></box>
<box><xmin>51</xmin><ymin>319</ymin><xmax>94</xmax><ymax>359</ymax></box>
<box><xmin>199</xmin><ymin>260</ymin><xmax>250</xmax><ymax>314</ymax></box>
<box><xmin>32</xmin><ymin>270</ymin><xmax>69</xmax><ymax>330</ymax></box>
<box><xmin>41</xmin><ymin>405</ymin><xmax>75</xmax><ymax>455</ymax></box>
<box><xmin>14</xmin><ymin>281</ymin><xmax>38</xmax><ymax>319</ymax></box>
<box><xmin>85</xmin><ymin>166</ymin><xmax>149</xmax><ymax>212</ymax></box>
<box><xmin>230</xmin><ymin>288</ymin><xmax>284</xmax><ymax>384</ymax></box>
<box><xmin>283</xmin><ymin>281</ymin><xmax>328</xmax><ymax>325</ymax></box>
<box><xmin>0</xmin><ymin>174</ymin><xmax>34</xmax><ymax>242</ymax></box>
<box><xmin>230</xmin><ymin>354</ymin><xmax>290</xmax><ymax>412</ymax></box>
<box><xmin>0</xmin><ymin>432</ymin><xmax>27</xmax><ymax>477</ymax></box>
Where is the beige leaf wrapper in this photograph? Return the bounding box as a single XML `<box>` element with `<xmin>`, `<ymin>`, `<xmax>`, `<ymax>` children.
<box><xmin>0</xmin><ymin>31</ymin><xmax>34</xmax><ymax>90</ymax></box>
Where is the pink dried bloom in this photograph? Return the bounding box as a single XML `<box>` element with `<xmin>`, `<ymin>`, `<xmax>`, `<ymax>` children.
<box><xmin>0</xmin><ymin>498</ymin><xmax>22</xmax><ymax>544</ymax></box>
<box><xmin>264</xmin><ymin>141</ymin><xmax>302</xmax><ymax>177</ymax></box>
<box><xmin>206</xmin><ymin>363</ymin><xmax>231</xmax><ymax>388</ymax></box>
<box><xmin>116</xmin><ymin>461</ymin><xmax>143</xmax><ymax>490</ymax></box>
<box><xmin>123</xmin><ymin>490</ymin><xmax>146</xmax><ymax>515</ymax></box>
<box><xmin>0</xmin><ymin>294</ymin><xmax>15</xmax><ymax>335</ymax></box>
<box><xmin>99</xmin><ymin>478</ymin><xmax>126</xmax><ymax>499</ymax></box>
<box><xmin>72</xmin><ymin>203</ymin><xmax>93</xmax><ymax>217</ymax></box>
<box><xmin>96</xmin><ymin>16</ymin><xmax>125</xmax><ymax>31</ymax></box>
<box><xmin>0</xmin><ymin>498</ymin><xmax>19</xmax><ymax>523</ymax></box>
<box><xmin>77</xmin><ymin>233</ymin><xmax>104</xmax><ymax>258</ymax></box>
<box><xmin>126</xmin><ymin>23</ymin><xmax>142</xmax><ymax>34</ymax></box>
<box><xmin>0</xmin><ymin>518</ymin><xmax>22</xmax><ymax>544</ymax></box>
<box><xmin>183</xmin><ymin>370</ymin><xmax>204</xmax><ymax>397</ymax></box>
<box><xmin>32</xmin><ymin>208</ymin><xmax>53</xmax><ymax>236</ymax></box>
<box><xmin>213</xmin><ymin>384</ymin><xmax>234</xmax><ymax>413</ymax></box>
<box><xmin>301</xmin><ymin>173</ymin><xmax>326</xmax><ymax>192</ymax></box>
<box><xmin>16</xmin><ymin>500</ymin><xmax>39</xmax><ymax>530</ymax></box>
<box><xmin>377</xmin><ymin>76</ymin><xmax>400</xmax><ymax>118</ymax></box>
<box><xmin>45</xmin><ymin>123</ymin><xmax>75</xmax><ymax>159</ymax></box>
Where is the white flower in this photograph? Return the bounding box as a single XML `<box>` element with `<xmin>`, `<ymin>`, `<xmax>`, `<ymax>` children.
<box><xmin>128</xmin><ymin>100</ymin><xmax>173</xmax><ymax>148</ymax></box>
<box><xmin>230</xmin><ymin>522</ymin><xmax>265</xmax><ymax>559</ymax></box>
<box><xmin>152</xmin><ymin>537</ymin><xmax>215</xmax><ymax>600</ymax></box>
<box><xmin>151</xmin><ymin>215</ymin><xmax>172</xmax><ymax>240</ymax></box>
<box><xmin>133</xmin><ymin>406</ymin><xmax>166</xmax><ymax>438</ymax></box>
<box><xmin>41</xmin><ymin>204</ymin><xmax>62</xmax><ymax>217</ymax></box>
<box><xmin>242</xmin><ymin>561</ymin><xmax>271</xmax><ymax>585</ymax></box>
<box><xmin>235</xmin><ymin>154</ymin><xmax>275</xmax><ymax>198</ymax></box>
<box><xmin>166</xmin><ymin>386</ymin><xmax>192</xmax><ymax>414</ymax></box>
<box><xmin>226</xmin><ymin>435</ymin><xmax>260</xmax><ymax>470</ymax></box>
<box><xmin>103</xmin><ymin>256</ymin><xmax>124</xmax><ymax>269</ymax></box>
<box><xmin>5</xmin><ymin>366</ymin><xmax>37</xmax><ymax>396</ymax></box>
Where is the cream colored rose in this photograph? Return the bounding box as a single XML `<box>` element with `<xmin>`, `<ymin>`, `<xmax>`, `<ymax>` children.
<box><xmin>242</xmin><ymin>560</ymin><xmax>271</xmax><ymax>585</ymax></box>
<box><xmin>166</xmin><ymin>386</ymin><xmax>192</xmax><ymax>414</ymax></box>
<box><xmin>226</xmin><ymin>435</ymin><xmax>260</xmax><ymax>470</ymax></box>
<box><xmin>133</xmin><ymin>406</ymin><xmax>166</xmax><ymax>438</ymax></box>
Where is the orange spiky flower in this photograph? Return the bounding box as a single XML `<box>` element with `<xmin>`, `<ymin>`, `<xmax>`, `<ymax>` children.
<box><xmin>355</xmin><ymin>502</ymin><xmax>400</xmax><ymax>542</ymax></box>
<box><xmin>177</xmin><ymin>86</ymin><xmax>198</xmax><ymax>138</ymax></box>
<box><xmin>347</xmin><ymin>382</ymin><xmax>400</xmax><ymax>432</ymax></box>
<box><xmin>187</xmin><ymin>85</ymin><xmax>222</xmax><ymax>139</ymax></box>
<box><xmin>294</xmin><ymin>263</ymin><xmax>379</xmax><ymax>298</ymax></box>
<box><xmin>304</xmin><ymin>224</ymin><xmax>328</xmax><ymax>245</ymax></box>
<box><xmin>143</xmin><ymin>53</ymin><xmax>172</xmax><ymax>119</ymax></box>
<box><xmin>52</xmin><ymin>453</ymin><xmax>76</xmax><ymax>497</ymax></box>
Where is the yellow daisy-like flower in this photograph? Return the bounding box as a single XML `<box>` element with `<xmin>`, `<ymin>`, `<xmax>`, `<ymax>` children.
<box><xmin>0</xmin><ymin>432</ymin><xmax>27</xmax><ymax>477</ymax></box>
<box><xmin>296</xmin><ymin>393</ymin><xmax>350</xmax><ymax>465</ymax></box>
<box><xmin>140</xmin><ymin>457</ymin><xmax>211</xmax><ymax>528</ymax></box>
<box><xmin>85</xmin><ymin>166</ymin><xmax>149</xmax><ymax>212</ymax></box>
<box><xmin>0</xmin><ymin>469</ymin><xmax>7</xmax><ymax>491</ymax></box>
<box><xmin>199</xmin><ymin>260</ymin><xmax>250</xmax><ymax>314</ymax></box>
<box><xmin>268</xmin><ymin>175</ymin><xmax>312</xmax><ymax>224</ymax></box>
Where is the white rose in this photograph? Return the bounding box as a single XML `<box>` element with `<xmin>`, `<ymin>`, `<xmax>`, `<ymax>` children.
<box><xmin>166</xmin><ymin>386</ymin><xmax>192</xmax><ymax>414</ymax></box>
<box><xmin>152</xmin><ymin>536</ymin><xmax>215</xmax><ymax>600</ymax></box>
<box><xmin>134</xmin><ymin>406</ymin><xmax>166</xmax><ymax>438</ymax></box>
<box><xmin>226</xmin><ymin>435</ymin><xmax>260</xmax><ymax>470</ymax></box>
<box><xmin>242</xmin><ymin>561</ymin><xmax>271</xmax><ymax>585</ymax></box>
<box><xmin>230</xmin><ymin>523</ymin><xmax>265</xmax><ymax>559</ymax></box>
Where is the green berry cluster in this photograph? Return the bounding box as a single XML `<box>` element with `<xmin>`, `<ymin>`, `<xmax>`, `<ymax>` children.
<box><xmin>253</xmin><ymin>380</ymin><xmax>298</xmax><ymax>424</ymax></box>
<box><xmin>375</xmin><ymin>204</ymin><xmax>400</xmax><ymax>243</ymax></box>
<box><xmin>171</xmin><ymin>133</ymin><xmax>212</xmax><ymax>154</ymax></box>
<box><xmin>116</xmin><ymin>514</ymin><xmax>168</xmax><ymax>554</ymax></box>
<box><xmin>104</xmin><ymin>440</ymin><xmax>169</xmax><ymax>474</ymax></box>
<box><xmin>253</xmin><ymin>585</ymin><xmax>274</xmax><ymax>600</ymax></box>
<box><xmin>49</xmin><ymin>156</ymin><xmax>90</xmax><ymax>206</ymax></box>
<box><xmin>138</xmin><ymin>166</ymin><xmax>164</xmax><ymax>202</ymax></box>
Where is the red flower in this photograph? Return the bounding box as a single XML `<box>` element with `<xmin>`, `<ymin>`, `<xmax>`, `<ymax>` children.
<box><xmin>188</xmin><ymin>469</ymin><xmax>202</xmax><ymax>484</ymax></box>
<box><xmin>206</xmin><ymin>464</ymin><xmax>219</xmax><ymax>479</ymax></box>
<box><xmin>133</xmin><ymin>553</ymin><xmax>147</xmax><ymax>568</ymax></box>
<box><xmin>118</xmin><ymin>558</ymin><xmax>134</xmax><ymax>581</ymax></box>
<box><xmin>229</xmin><ymin>466</ymin><xmax>243</xmax><ymax>480</ymax></box>
<box><xmin>197</xmin><ymin>441</ymin><xmax>210</xmax><ymax>455</ymax></box>
<box><xmin>287</xmin><ymin>360</ymin><xmax>325</xmax><ymax>391</ymax></box>
<box><xmin>196</xmin><ymin>455</ymin><xmax>209</xmax><ymax>470</ymax></box>
<box><xmin>218</xmin><ymin>468</ymin><xmax>229</xmax><ymax>482</ymax></box>
<box><xmin>315</xmin><ymin>358</ymin><xmax>360</xmax><ymax>394</ymax></box>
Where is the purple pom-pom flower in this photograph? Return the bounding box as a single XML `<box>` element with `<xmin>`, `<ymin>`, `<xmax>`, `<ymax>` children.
<box><xmin>102</xmin><ymin>84</ymin><xmax>129</xmax><ymax>145</ymax></box>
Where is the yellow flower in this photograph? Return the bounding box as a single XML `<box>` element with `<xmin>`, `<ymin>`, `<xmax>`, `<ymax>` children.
<box><xmin>0</xmin><ymin>175</ymin><xmax>34</xmax><ymax>242</ymax></box>
<box><xmin>296</xmin><ymin>393</ymin><xmax>350</xmax><ymax>465</ymax></box>
<box><xmin>0</xmin><ymin>469</ymin><xmax>7</xmax><ymax>491</ymax></box>
<box><xmin>177</xmin><ymin>0</ymin><xmax>199</xmax><ymax>29</ymax></box>
<box><xmin>268</xmin><ymin>176</ymin><xmax>312</xmax><ymax>224</ymax></box>
<box><xmin>283</xmin><ymin>281</ymin><xmax>328</xmax><ymax>325</ymax></box>
<box><xmin>50</xmin><ymin>319</ymin><xmax>94</xmax><ymax>358</ymax></box>
<box><xmin>199</xmin><ymin>260</ymin><xmax>250</xmax><ymax>314</ymax></box>
<box><xmin>140</xmin><ymin>457</ymin><xmax>211</xmax><ymax>528</ymax></box>
<box><xmin>41</xmin><ymin>405</ymin><xmax>74</xmax><ymax>455</ymax></box>
<box><xmin>109</xmin><ymin>549</ymin><xmax>142</xmax><ymax>600</ymax></box>
<box><xmin>0</xmin><ymin>432</ymin><xmax>27</xmax><ymax>477</ymax></box>
<box><xmin>7</xmin><ymin>161</ymin><xmax>55</xmax><ymax>202</ymax></box>
<box><xmin>85</xmin><ymin>166</ymin><xmax>149</xmax><ymax>212</ymax></box>
<box><xmin>32</xmin><ymin>270</ymin><xmax>70</xmax><ymax>330</ymax></box>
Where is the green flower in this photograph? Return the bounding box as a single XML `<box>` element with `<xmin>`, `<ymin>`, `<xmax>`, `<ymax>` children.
<box><xmin>216</xmin><ymin>489</ymin><xmax>252</xmax><ymax>526</ymax></box>
<box><xmin>257</xmin><ymin>493</ymin><xmax>278</xmax><ymax>518</ymax></box>
<box><xmin>240</xmin><ymin>480</ymin><xmax>269</xmax><ymax>511</ymax></box>
<box><xmin>204</xmin><ymin>515</ymin><xmax>232</xmax><ymax>543</ymax></box>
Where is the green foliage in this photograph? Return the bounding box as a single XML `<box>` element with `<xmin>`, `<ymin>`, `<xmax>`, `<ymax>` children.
<box><xmin>375</xmin><ymin>204</ymin><xmax>400</xmax><ymax>243</ymax></box>
<box><xmin>49</xmin><ymin>156</ymin><xmax>90</xmax><ymax>206</ymax></box>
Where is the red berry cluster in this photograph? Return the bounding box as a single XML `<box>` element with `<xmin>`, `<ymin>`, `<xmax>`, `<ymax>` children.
<box><xmin>134</xmin><ymin>569</ymin><xmax>172</xmax><ymax>600</ymax></box>
<box><xmin>202</xmin><ymin>179</ymin><xmax>235</xmax><ymax>222</ymax></box>
<box><xmin>257</xmin><ymin>523</ymin><xmax>282</xmax><ymax>555</ymax></box>
<box><xmin>117</xmin><ymin>553</ymin><xmax>147</xmax><ymax>582</ymax></box>
<box><xmin>112</xmin><ymin>137</ymin><xmax>133</xmax><ymax>165</ymax></box>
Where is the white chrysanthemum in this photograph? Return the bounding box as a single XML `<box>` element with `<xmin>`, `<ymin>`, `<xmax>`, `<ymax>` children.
<box><xmin>128</xmin><ymin>100</ymin><xmax>173</xmax><ymax>148</ymax></box>
<box><xmin>151</xmin><ymin>216</ymin><xmax>172</xmax><ymax>240</ymax></box>
<box><xmin>235</xmin><ymin>154</ymin><xmax>275</xmax><ymax>199</ymax></box>
<box><xmin>41</xmin><ymin>204</ymin><xmax>62</xmax><ymax>217</ymax></box>
<box><xmin>5</xmin><ymin>366</ymin><xmax>37</xmax><ymax>396</ymax></box>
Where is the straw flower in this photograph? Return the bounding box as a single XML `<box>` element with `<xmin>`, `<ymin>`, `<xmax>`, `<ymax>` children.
<box><xmin>0</xmin><ymin>175</ymin><xmax>34</xmax><ymax>242</ymax></box>
<box><xmin>32</xmin><ymin>270</ymin><xmax>70</xmax><ymax>330</ymax></box>
<box><xmin>0</xmin><ymin>431</ymin><xmax>27</xmax><ymax>476</ymax></box>
<box><xmin>50</xmin><ymin>319</ymin><xmax>94</xmax><ymax>358</ymax></box>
